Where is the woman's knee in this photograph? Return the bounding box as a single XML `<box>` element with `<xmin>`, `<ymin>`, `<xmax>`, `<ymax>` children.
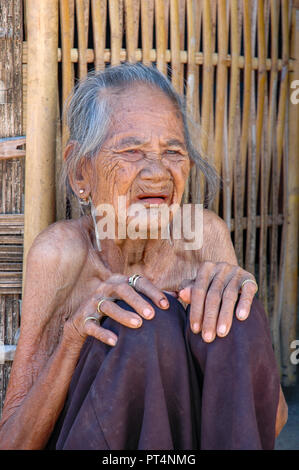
<box><xmin>186</xmin><ymin>296</ymin><xmax>275</xmax><ymax>370</ymax></box>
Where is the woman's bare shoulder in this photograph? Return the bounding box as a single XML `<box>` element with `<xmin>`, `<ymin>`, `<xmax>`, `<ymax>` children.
<box><xmin>201</xmin><ymin>208</ymin><xmax>238</xmax><ymax>264</ymax></box>
<box><xmin>26</xmin><ymin>216</ymin><xmax>91</xmax><ymax>272</ymax></box>
<box><xmin>26</xmin><ymin>217</ymin><xmax>93</xmax><ymax>292</ymax></box>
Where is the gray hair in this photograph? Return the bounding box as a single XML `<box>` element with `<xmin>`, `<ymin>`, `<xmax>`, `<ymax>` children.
<box><xmin>61</xmin><ymin>62</ymin><xmax>219</xmax><ymax>205</ymax></box>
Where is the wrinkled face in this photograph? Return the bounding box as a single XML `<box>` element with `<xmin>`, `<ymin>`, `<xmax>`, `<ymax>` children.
<box><xmin>84</xmin><ymin>84</ymin><xmax>191</xmax><ymax>236</ymax></box>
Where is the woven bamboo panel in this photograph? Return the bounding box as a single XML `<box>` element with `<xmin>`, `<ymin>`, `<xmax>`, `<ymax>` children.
<box><xmin>0</xmin><ymin>0</ymin><xmax>295</xmax><ymax>423</ymax></box>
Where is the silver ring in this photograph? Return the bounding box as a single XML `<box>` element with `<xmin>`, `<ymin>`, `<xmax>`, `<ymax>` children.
<box><xmin>84</xmin><ymin>315</ymin><xmax>100</xmax><ymax>326</ymax></box>
<box><xmin>241</xmin><ymin>279</ymin><xmax>258</xmax><ymax>292</ymax></box>
<box><xmin>128</xmin><ymin>274</ymin><xmax>142</xmax><ymax>289</ymax></box>
<box><xmin>97</xmin><ymin>297</ymin><xmax>108</xmax><ymax>314</ymax></box>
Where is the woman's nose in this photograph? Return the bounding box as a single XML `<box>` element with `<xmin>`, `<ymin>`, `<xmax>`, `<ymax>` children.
<box><xmin>139</xmin><ymin>158</ymin><xmax>170</xmax><ymax>183</ymax></box>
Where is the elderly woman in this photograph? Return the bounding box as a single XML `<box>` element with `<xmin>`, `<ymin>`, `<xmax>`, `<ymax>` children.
<box><xmin>0</xmin><ymin>63</ymin><xmax>287</xmax><ymax>450</ymax></box>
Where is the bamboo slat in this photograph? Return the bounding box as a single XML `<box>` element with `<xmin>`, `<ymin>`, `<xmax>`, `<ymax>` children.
<box><xmin>170</xmin><ymin>0</ymin><xmax>181</xmax><ymax>92</ymax></box>
<box><xmin>76</xmin><ymin>0</ymin><xmax>89</xmax><ymax>79</ymax></box>
<box><xmin>109</xmin><ymin>0</ymin><xmax>123</xmax><ymax>66</ymax></box>
<box><xmin>186</xmin><ymin>0</ymin><xmax>201</xmax><ymax>204</ymax></box>
<box><xmin>91</xmin><ymin>0</ymin><xmax>107</xmax><ymax>71</ymax></box>
<box><xmin>155</xmin><ymin>0</ymin><xmax>167</xmax><ymax>75</ymax></box>
<box><xmin>255</xmin><ymin>0</ymin><xmax>267</xmax><ymax>307</ymax></box>
<box><xmin>201</xmin><ymin>0</ymin><xmax>213</xmax><ymax>159</ymax></box>
<box><xmin>23</xmin><ymin>0</ymin><xmax>58</xmax><ymax>275</ymax></box>
<box><xmin>206</xmin><ymin>0</ymin><xmax>217</xmax><ymax>209</ymax></box>
<box><xmin>245</xmin><ymin>0</ymin><xmax>258</xmax><ymax>275</ymax></box>
<box><xmin>20</xmin><ymin>40</ymin><xmax>295</xmax><ymax>70</ymax></box>
<box><xmin>59</xmin><ymin>0</ymin><xmax>74</xmax><ymax>220</ymax></box>
<box><xmin>240</xmin><ymin>0</ymin><xmax>252</xmax><ymax>242</ymax></box>
<box><xmin>213</xmin><ymin>0</ymin><xmax>228</xmax><ymax>214</ymax></box>
<box><xmin>268</xmin><ymin>0</ymin><xmax>279</xmax><ymax>353</ymax></box>
<box><xmin>276</xmin><ymin>1</ymin><xmax>290</xmax><ymax>187</ymax></box>
<box><xmin>125</xmin><ymin>0</ymin><xmax>138</xmax><ymax>63</ymax></box>
<box><xmin>230</xmin><ymin>0</ymin><xmax>242</xmax><ymax>256</ymax></box>
<box><xmin>140</xmin><ymin>0</ymin><xmax>154</xmax><ymax>66</ymax></box>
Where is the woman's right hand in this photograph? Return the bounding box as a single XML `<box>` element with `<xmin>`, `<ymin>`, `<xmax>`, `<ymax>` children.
<box><xmin>63</xmin><ymin>273</ymin><xmax>170</xmax><ymax>348</ymax></box>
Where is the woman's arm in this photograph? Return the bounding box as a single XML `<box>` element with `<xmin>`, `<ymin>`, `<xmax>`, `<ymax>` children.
<box><xmin>0</xmin><ymin>226</ymin><xmax>88</xmax><ymax>449</ymax></box>
<box><xmin>0</xmin><ymin>331</ymin><xmax>83</xmax><ymax>449</ymax></box>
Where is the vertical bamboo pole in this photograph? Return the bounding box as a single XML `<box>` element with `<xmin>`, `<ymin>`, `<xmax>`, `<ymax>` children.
<box><xmin>125</xmin><ymin>0</ymin><xmax>137</xmax><ymax>63</ymax></box>
<box><xmin>268</xmin><ymin>0</ymin><xmax>279</xmax><ymax>357</ymax></box>
<box><xmin>213</xmin><ymin>0</ymin><xmax>228</xmax><ymax>214</ymax></box>
<box><xmin>242</xmin><ymin>0</ymin><xmax>253</xmax><ymax>270</ymax></box>
<box><xmin>232</xmin><ymin>2</ymin><xmax>246</xmax><ymax>267</ymax></box>
<box><xmin>186</xmin><ymin>0</ymin><xmax>201</xmax><ymax>204</ymax></box>
<box><xmin>229</xmin><ymin>0</ymin><xmax>242</xmax><ymax>250</ymax></box>
<box><xmin>155</xmin><ymin>0</ymin><xmax>167</xmax><ymax>75</ymax></box>
<box><xmin>206</xmin><ymin>0</ymin><xmax>217</xmax><ymax>210</ymax></box>
<box><xmin>76</xmin><ymin>0</ymin><xmax>89</xmax><ymax>79</ymax></box>
<box><xmin>178</xmin><ymin>0</ymin><xmax>186</xmax><ymax>97</ymax></box>
<box><xmin>109</xmin><ymin>0</ymin><xmax>123</xmax><ymax>66</ymax></box>
<box><xmin>91</xmin><ymin>0</ymin><xmax>107</xmax><ymax>71</ymax></box>
<box><xmin>277</xmin><ymin>1</ymin><xmax>290</xmax><ymax>187</ymax></box>
<box><xmin>200</xmin><ymin>0</ymin><xmax>212</xmax><ymax>159</ymax></box>
<box><xmin>23</xmin><ymin>0</ymin><xmax>58</xmax><ymax>281</ymax></box>
<box><xmin>245</xmin><ymin>0</ymin><xmax>257</xmax><ymax>276</ymax></box>
<box><xmin>141</xmin><ymin>0</ymin><xmax>154</xmax><ymax>66</ymax></box>
<box><xmin>170</xmin><ymin>0</ymin><xmax>181</xmax><ymax>92</ymax></box>
<box><xmin>281</xmin><ymin>2</ymin><xmax>299</xmax><ymax>387</ymax></box>
<box><xmin>256</xmin><ymin>0</ymin><xmax>267</xmax><ymax>308</ymax></box>
<box><xmin>58</xmin><ymin>0</ymin><xmax>74</xmax><ymax>221</ymax></box>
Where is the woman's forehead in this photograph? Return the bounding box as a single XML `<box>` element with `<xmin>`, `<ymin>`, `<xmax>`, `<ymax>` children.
<box><xmin>104</xmin><ymin>86</ymin><xmax>185</xmax><ymax>142</ymax></box>
<box><xmin>109</xmin><ymin>83</ymin><xmax>181</xmax><ymax>117</ymax></box>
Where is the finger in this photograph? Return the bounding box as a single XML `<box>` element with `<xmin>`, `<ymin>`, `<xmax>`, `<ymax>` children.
<box><xmin>190</xmin><ymin>262</ymin><xmax>215</xmax><ymax>335</ymax></box>
<box><xmin>178</xmin><ymin>283</ymin><xmax>194</xmax><ymax>304</ymax></box>
<box><xmin>114</xmin><ymin>283</ymin><xmax>156</xmax><ymax>319</ymax></box>
<box><xmin>216</xmin><ymin>280</ymin><xmax>240</xmax><ymax>337</ymax></box>
<box><xmin>84</xmin><ymin>320</ymin><xmax>118</xmax><ymax>347</ymax></box>
<box><xmin>99</xmin><ymin>298</ymin><xmax>144</xmax><ymax>328</ymax></box>
<box><xmin>201</xmin><ymin>276</ymin><xmax>225</xmax><ymax>342</ymax></box>
<box><xmin>134</xmin><ymin>276</ymin><xmax>169</xmax><ymax>309</ymax></box>
<box><xmin>235</xmin><ymin>278</ymin><xmax>258</xmax><ymax>321</ymax></box>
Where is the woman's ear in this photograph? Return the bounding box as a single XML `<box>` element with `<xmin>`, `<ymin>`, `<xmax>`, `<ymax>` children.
<box><xmin>63</xmin><ymin>141</ymin><xmax>77</xmax><ymax>162</ymax></box>
<box><xmin>64</xmin><ymin>142</ymin><xmax>91</xmax><ymax>198</ymax></box>
<box><xmin>190</xmin><ymin>158</ymin><xmax>195</xmax><ymax>168</ymax></box>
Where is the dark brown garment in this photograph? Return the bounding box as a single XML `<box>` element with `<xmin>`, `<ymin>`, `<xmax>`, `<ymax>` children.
<box><xmin>46</xmin><ymin>293</ymin><xmax>280</xmax><ymax>450</ymax></box>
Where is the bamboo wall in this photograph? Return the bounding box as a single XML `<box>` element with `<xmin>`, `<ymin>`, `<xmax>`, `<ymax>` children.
<box><xmin>0</xmin><ymin>0</ymin><xmax>298</xmax><ymax>416</ymax></box>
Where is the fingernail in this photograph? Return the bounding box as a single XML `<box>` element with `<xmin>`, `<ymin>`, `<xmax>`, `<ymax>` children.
<box><xmin>192</xmin><ymin>322</ymin><xmax>200</xmax><ymax>333</ymax></box>
<box><xmin>108</xmin><ymin>337</ymin><xmax>117</xmax><ymax>346</ymax></box>
<box><xmin>218</xmin><ymin>324</ymin><xmax>226</xmax><ymax>335</ymax></box>
<box><xmin>160</xmin><ymin>298</ymin><xmax>169</xmax><ymax>308</ymax></box>
<box><xmin>130</xmin><ymin>318</ymin><xmax>142</xmax><ymax>326</ymax></box>
<box><xmin>204</xmin><ymin>331</ymin><xmax>213</xmax><ymax>342</ymax></box>
<box><xmin>238</xmin><ymin>309</ymin><xmax>247</xmax><ymax>319</ymax></box>
<box><xmin>143</xmin><ymin>308</ymin><xmax>154</xmax><ymax>319</ymax></box>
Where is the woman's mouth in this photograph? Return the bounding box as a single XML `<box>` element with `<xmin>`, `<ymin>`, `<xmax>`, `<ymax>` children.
<box><xmin>136</xmin><ymin>194</ymin><xmax>169</xmax><ymax>205</ymax></box>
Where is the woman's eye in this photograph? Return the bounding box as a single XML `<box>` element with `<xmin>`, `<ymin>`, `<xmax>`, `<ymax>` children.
<box><xmin>165</xmin><ymin>150</ymin><xmax>179</xmax><ymax>155</ymax></box>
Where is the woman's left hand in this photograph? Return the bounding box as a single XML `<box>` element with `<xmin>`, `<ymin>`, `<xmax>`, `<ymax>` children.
<box><xmin>178</xmin><ymin>261</ymin><xmax>258</xmax><ymax>342</ymax></box>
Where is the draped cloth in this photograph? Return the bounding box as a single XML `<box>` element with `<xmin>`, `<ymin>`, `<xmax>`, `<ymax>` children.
<box><xmin>45</xmin><ymin>293</ymin><xmax>280</xmax><ymax>450</ymax></box>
